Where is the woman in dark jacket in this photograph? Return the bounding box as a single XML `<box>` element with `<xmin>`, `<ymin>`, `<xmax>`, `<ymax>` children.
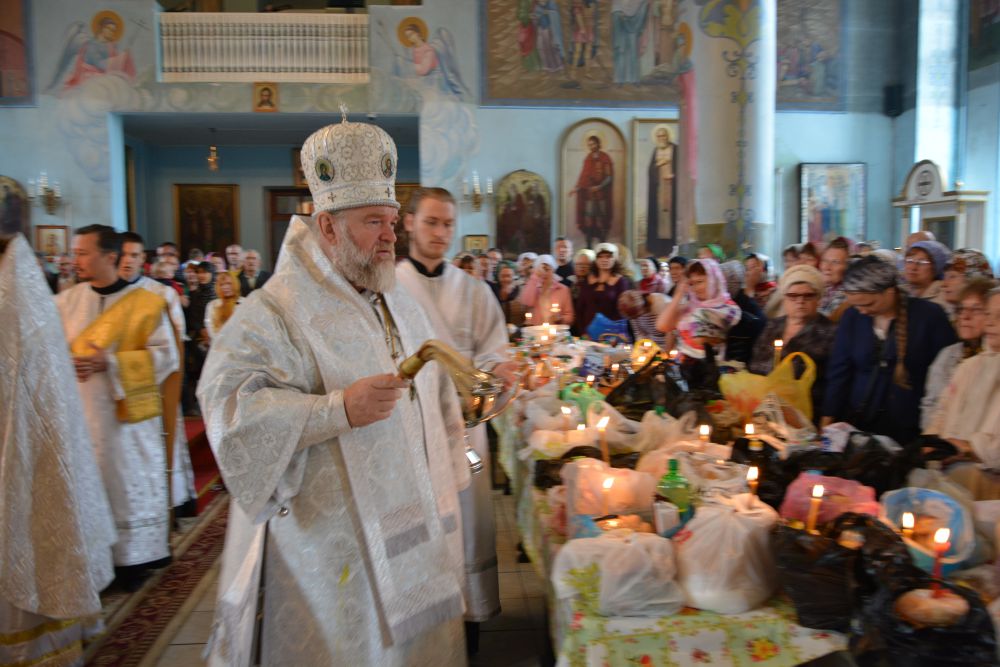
<box><xmin>821</xmin><ymin>256</ymin><xmax>957</xmax><ymax>445</ymax></box>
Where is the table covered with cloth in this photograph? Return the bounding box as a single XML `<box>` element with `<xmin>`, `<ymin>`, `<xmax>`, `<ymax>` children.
<box><xmin>493</xmin><ymin>403</ymin><xmax>848</xmax><ymax>667</ymax></box>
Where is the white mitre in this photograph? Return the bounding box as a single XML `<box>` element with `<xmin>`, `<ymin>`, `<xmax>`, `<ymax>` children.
<box><xmin>300</xmin><ymin>111</ymin><xmax>401</xmax><ymax>213</ymax></box>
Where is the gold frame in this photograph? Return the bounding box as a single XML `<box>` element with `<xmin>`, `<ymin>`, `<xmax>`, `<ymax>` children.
<box><xmin>462</xmin><ymin>234</ymin><xmax>490</xmax><ymax>253</ymax></box>
<box><xmin>35</xmin><ymin>224</ymin><xmax>68</xmax><ymax>259</ymax></box>
<box><xmin>253</xmin><ymin>82</ymin><xmax>279</xmax><ymax>113</ymax></box>
<box><xmin>559</xmin><ymin>117</ymin><xmax>627</xmax><ymax>251</ymax></box>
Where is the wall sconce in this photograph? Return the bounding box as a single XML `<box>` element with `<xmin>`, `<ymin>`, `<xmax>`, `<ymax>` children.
<box><xmin>207</xmin><ymin>145</ymin><xmax>220</xmax><ymax>172</ymax></box>
<box><xmin>27</xmin><ymin>171</ymin><xmax>63</xmax><ymax>215</ymax></box>
<box><xmin>461</xmin><ymin>170</ymin><xmax>493</xmax><ymax>212</ymax></box>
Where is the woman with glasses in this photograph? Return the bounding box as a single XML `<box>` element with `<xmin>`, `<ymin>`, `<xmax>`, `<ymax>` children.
<box><xmin>749</xmin><ymin>265</ymin><xmax>836</xmax><ymax>420</ymax></box>
<box><xmin>940</xmin><ymin>249</ymin><xmax>994</xmax><ymax>324</ymax></box>
<box><xmin>920</xmin><ymin>276</ymin><xmax>997</xmax><ymax>430</ymax></box>
<box><xmin>903</xmin><ymin>239</ymin><xmax>951</xmax><ymax>312</ymax></box>
<box><xmin>819</xmin><ymin>237</ymin><xmax>852</xmax><ymax>322</ymax></box>
<box><xmin>924</xmin><ymin>286</ymin><xmax>1000</xmax><ymax>497</ymax></box>
<box><xmin>821</xmin><ymin>257</ymin><xmax>956</xmax><ymax>445</ymax></box>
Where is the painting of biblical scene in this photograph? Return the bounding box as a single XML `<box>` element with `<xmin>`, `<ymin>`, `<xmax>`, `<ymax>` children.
<box><xmin>560</xmin><ymin>119</ymin><xmax>626</xmax><ymax>251</ymax></box>
<box><xmin>393</xmin><ymin>182</ymin><xmax>420</xmax><ymax>259</ymax></box>
<box><xmin>46</xmin><ymin>10</ymin><xmax>136</xmax><ymax>94</ymax></box>
<box><xmin>970</xmin><ymin>0</ymin><xmax>1000</xmax><ymax>70</ymax></box>
<box><xmin>799</xmin><ymin>163</ymin><xmax>866</xmax><ymax>245</ymax></box>
<box><xmin>777</xmin><ymin>0</ymin><xmax>844</xmax><ymax>110</ymax></box>
<box><xmin>631</xmin><ymin>118</ymin><xmax>686</xmax><ymax>258</ymax></box>
<box><xmin>0</xmin><ymin>0</ymin><xmax>34</xmax><ymax>106</ymax></box>
<box><xmin>482</xmin><ymin>0</ymin><xmax>690</xmax><ymax>107</ymax></box>
<box><xmin>174</xmin><ymin>184</ymin><xmax>239</xmax><ymax>259</ymax></box>
<box><xmin>495</xmin><ymin>170</ymin><xmax>551</xmax><ymax>257</ymax></box>
<box><xmin>0</xmin><ymin>176</ymin><xmax>30</xmax><ymax>239</ymax></box>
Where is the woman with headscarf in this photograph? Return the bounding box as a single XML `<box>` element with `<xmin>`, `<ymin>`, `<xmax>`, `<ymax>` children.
<box><xmin>638</xmin><ymin>256</ymin><xmax>667</xmax><ymax>294</ymax></box>
<box><xmin>920</xmin><ymin>276</ymin><xmax>997</xmax><ymax>431</ymax></box>
<box><xmin>569</xmin><ymin>248</ymin><xmax>595</xmax><ymax>300</ymax></box>
<box><xmin>491</xmin><ymin>261</ymin><xmax>525</xmax><ymax>326</ymax></box>
<box><xmin>204</xmin><ymin>270</ymin><xmax>243</xmax><ymax>341</ymax></box>
<box><xmin>750</xmin><ymin>265</ymin><xmax>837</xmax><ymax>419</ymax></box>
<box><xmin>519</xmin><ymin>254</ymin><xmax>574</xmax><ymax>326</ymax></box>
<box><xmin>941</xmin><ymin>249</ymin><xmax>994</xmax><ymax>323</ymax></box>
<box><xmin>516</xmin><ymin>251</ymin><xmax>538</xmax><ymax>285</ymax></box>
<box><xmin>656</xmin><ymin>258</ymin><xmax>741</xmax><ymax>362</ymax></box>
<box><xmin>574</xmin><ymin>243</ymin><xmax>632</xmax><ymax>336</ymax></box>
<box><xmin>720</xmin><ymin>260</ymin><xmax>766</xmax><ymax>364</ymax></box>
<box><xmin>903</xmin><ymin>239</ymin><xmax>951</xmax><ymax>312</ymax></box>
<box><xmin>821</xmin><ymin>256</ymin><xmax>957</xmax><ymax>445</ymax></box>
<box><xmin>923</xmin><ymin>287</ymin><xmax>1000</xmax><ymax>499</ymax></box>
<box><xmin>697</xmin><ymin>243</ymin><xmax>725</xmax><ymax>263</ymax></box>
<box><xmin>819</xmin><ymin>237</ymin><xmax>852</xmax><ymax>322</ymax></box>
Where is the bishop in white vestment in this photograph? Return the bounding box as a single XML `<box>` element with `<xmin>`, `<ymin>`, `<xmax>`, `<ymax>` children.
<box><xmin>396</xmin><ymin>188</ymin><xmax>515</xmax><ymax>624</ymax></box>
<box><xmin>200</xmin><ymin>120</ymin><xmax>469</xmax><ymax>667</ymax></box>
<box><xmin>55</xmin><ymin>226</ymin><xmax>178</xmax><ymax>572</ymax></box>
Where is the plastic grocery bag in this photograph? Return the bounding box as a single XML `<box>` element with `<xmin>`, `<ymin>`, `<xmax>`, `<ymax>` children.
<box><xmin>586</xmin><ymin>401</ymin><xmax>642</xmax><ymax>451</ymax></box>
<box><xmin>633</xmin><ymin>409</ymin><xmax>699</xmax><ymax>454</ymax></box>
<box><xmin>586</xmin><ymin>312</ymin><xmax>630</xmax><ymax>342</ymax></box>
<box><xmin>552</xmin><ymin>532</ymin><xmax>685</xmax><ymax>618</ymax></box>
<box><xmin>676</xmin><ymin>451</ymin><xmax>749</xmax><ymax>495</ymax></box>
<box><xmin>719</xmin><ymin>351</ymin><xmax>816</xmax><ymax>421</ymax></box>
<box><xmin>779</xmin><ymin>473</ymin><xmax>879</xmax><ymax>526</ymax></box>
<box><xmin>561</xmin><ymin>458</ymin><xmax>656</xmax><ymax>534</ymax></box>
<box><xmin>881</xmin><ymin>487</ymin><xmax>975</xmax><ymax>575</ymax></box>
<box><xmin>840</xmin><ymin>431</ymin><xmax>913</xmax><ymax>496</ymax></box>
<box><xmin>637</xmin><ymin>441</ymin><xmax>733</xmax><ymax>481</ymax></box>
<box><xmin>674</xmin><ymin>493</ymin><xmax>779</xmax><ymax>614</ymax></box>
<box><xmin>520</xmin><ymin>426</ymin><xmax>596</xmax><ymax>461</ymax></box>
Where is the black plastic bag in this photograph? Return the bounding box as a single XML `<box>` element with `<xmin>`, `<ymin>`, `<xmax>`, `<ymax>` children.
<box><xmin>729</xmin><ymin>437</ymin><xmax>787</xmax><ymax>508</ymax></box>
<box><xmin>772</xmin><ymin>524</ymin><xmax>858</xmax><ymax>632</ymax></box>
<box><xmin>862</xmin><ymin>578</ymin><xmax>998</xmax><ymax>667</ymax></box>
<box><xmin>533</xmin><ymin>448</ymin><xmax>641</xmax><ymax>490</ymax></box>
<box><xmin>841</xmin><ymin>432</ymin><xmax>917</xmax><ymax>497</ymax></box>
<box><xmin>605</xmin><ymin>360</ymin><xmax>668</xmax><ymax>422</ymax></box>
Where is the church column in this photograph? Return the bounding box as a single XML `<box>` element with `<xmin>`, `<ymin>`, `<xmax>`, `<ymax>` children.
<box><xmin>683</xmin><ymin>0</ymin><xmax>776</xmax><ymax>258</ymax></box>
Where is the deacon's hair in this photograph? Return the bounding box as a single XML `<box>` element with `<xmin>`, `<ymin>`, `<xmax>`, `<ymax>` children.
<box><xmin>75</xmin><ymin>225</ymin><xmax>122</xmax><ymax>259</ymax></box>
<box><xmin>405</xmin><ymin>187</ymin><xmax>456</xmax><ymax>216</ymax></box>
<box><xmin>120</xmin><ymin>231</ymin><xmax>145</xmax><ymax>248</ymax></box>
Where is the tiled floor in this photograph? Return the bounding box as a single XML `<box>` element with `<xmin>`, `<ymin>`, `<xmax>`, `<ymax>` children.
<box><xmin>155</xmin><ymin>490</ymin><xmax>550</xmax><ymax>667</ymax></box>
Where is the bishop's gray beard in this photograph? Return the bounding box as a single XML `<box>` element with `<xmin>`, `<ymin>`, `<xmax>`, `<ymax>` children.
<box><xmin>330</xmin><ymin>224</ymin><xmax>396</xmax><ymax>293</ymax></box>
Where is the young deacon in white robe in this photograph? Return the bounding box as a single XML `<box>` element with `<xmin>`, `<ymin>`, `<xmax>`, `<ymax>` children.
<box><xmin>119</xmin><ymin>233</ymin><xmax>198</xmax><ymax>511</ymax></box>
<box><xmin>199</xmin><ymin>119</ymin><xmax>469</xmax><ymax>667</ymax></box>
<box><xmin>55</xmin><ymin>226</ymin><xmax>178</xmax><ymax>575</ymax></box>
<box><xmin>0</xmin><ymin>235</ymin><xmax>116</xmax><ymax>667</ymax></box>
<box><xmin>396</xmin><ymin>188</ymin><xmax>517</xmax><ymax>626</ymax></box>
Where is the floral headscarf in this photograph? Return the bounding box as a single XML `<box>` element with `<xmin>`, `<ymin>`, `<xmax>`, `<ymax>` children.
<box><xmin>678</xmin><ymin>258</ymin><xmax>741</xmax><ymax>359</ymax></box>
<box><xmin>687</xmin><ymin>258</ymin><xmax>733</xmax><ymax>308</ymax></box>
<box><xmin>946</xmin><ymin>248</ymin><xmax>994</xmax><ymax>281</ymax></box>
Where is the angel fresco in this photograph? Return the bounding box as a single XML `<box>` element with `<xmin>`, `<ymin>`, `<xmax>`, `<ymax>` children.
<box><xmin>378</xmin><ymin>16</ymin><xmax>470</xmax><ymax>102</ymax></box>
<box><xmin>45</xmin><ymin>11</ymin><xmax>136</xmax><ymax>94</ymax></box>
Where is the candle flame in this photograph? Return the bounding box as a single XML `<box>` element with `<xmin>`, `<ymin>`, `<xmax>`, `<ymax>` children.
<box><xmin>602</xmin><ymin>476</ymin><xmax>614</xmax><ymax>490</ymax></box>
<box><xmin>561</xmin><ymin>406</ymin><xmax>572</xmax><ymax>416</ymax></box>
<box><xmin>747</xmin><ymin>466</ymin><xmax>759</xmax><ymax>482</ymax></box>
<box><xmin>934</xmin><ymin>527</ymin><xmax>950</xmax><ymax>545</ymax></box>
<box><xmin>774</xmin><ymin>339</ymin><xmax>784</xmax><ymax>349</ymax></box>
<box><xmin>668</xmin><ymin>349</ymin><xmax>678</xmax><ymax>359</ymax></box>
<box><xmin>637</xmin><ymin>356</ymin><xmax>647</xmax><ymax>364</ymax></box>
<box><xmin>586</xmin><ymin>374</ymin><xmax>595</xmax><ymax>383</ymax></box>
<box><xmin>745</xmin><ymin>423</ymin><xmax>755</xmax><ymax>436</ymax></box>
<box><xmin>577</xmin><ymin>423</ymin><xmax>586</xmax><ymax>430</ymax></box>
<box><xmin>901</xmin><ymin>512</ymin><xmax>915</xmax><ymax>530</ymax></box>
<box><xmin>611</xmin><ymin>363</ymin><xmax>619</xmax><ymax>372</ymax></box>
<box><xmin>812</xmin><ymin>484</ymin><xmax>824</xmax><ymax>499</ymax></box>
<box><xmin>643</xmin><ymin>340</ymin><xmax>652</xmax><ymax>349</ymax></box>
<box><xmin>597</xmin><ymin>415</ymin><xmax>610</xmax><ymax>431</ymax></box>
<box><xmin>699</xmin><ymin>424</ymin><xmax>711</xmax><ymax>436</ymax></box>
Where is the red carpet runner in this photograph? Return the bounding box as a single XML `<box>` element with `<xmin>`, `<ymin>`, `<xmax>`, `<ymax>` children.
<box><xmin>185</xmin><ymin>417</ymin><xmax>222</xmax><ymax>513</ymax></box>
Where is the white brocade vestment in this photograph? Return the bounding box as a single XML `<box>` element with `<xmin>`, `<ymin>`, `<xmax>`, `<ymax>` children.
<box><xmin>199</xmin><ymin>217</ymin><xmax>469</xmax><ymax>667</ymax></box>
<box><xmin>135</xmin><ymin>276</ymin><xmax>197</xmax><ymax>508</ymax></box>
<box><xmin>397</xmin><ymin>260</ymin><xmax>511</xmax><ymax>621</ymax></box>
<box><xmin>55</xmin><ymin>281</ymin><xmax>178</xmax><ymax>567</ymax></box>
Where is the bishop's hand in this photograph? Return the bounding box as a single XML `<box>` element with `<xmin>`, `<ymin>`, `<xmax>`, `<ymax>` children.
<box><xmin>344</xmin><ymin>373</ymin><xmax>410</xmax><ymax>428</ymax></box>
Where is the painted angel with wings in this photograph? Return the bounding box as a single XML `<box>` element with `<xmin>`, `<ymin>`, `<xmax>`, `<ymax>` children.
<box><xmin>46</xmin><ymin>11</ymin><xmax>136</xmax><ymax>93</ymax></box>
<box><xmin>377</xmin><ymin>17</ymin><xmax>471</xmax><ymax>102</ymax></box>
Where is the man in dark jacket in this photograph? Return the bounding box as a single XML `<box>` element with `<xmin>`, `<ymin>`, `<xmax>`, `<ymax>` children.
<box><xmin>238</xmin><ymin>248</ymin><xmax>271</xmax><ymax>296</ymax></box>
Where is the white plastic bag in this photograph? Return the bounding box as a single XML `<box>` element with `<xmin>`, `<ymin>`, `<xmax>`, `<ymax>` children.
<box><xmin>633</xmin><ymin>410</ymin><xmax>699</xmax><ymax>453</ymax></box>
<box><xmin>676</xmin><ymin>451</ymin><xmax>749</xmax><ymax>495</ymax></box>
<box><xmin>674</xmin><ymin>493</ymin><xmax>779</xmax><ymax>614</ymax></box>
<box><xmin>551</xmin><ymin>532</ymin><xmax>685</xmax><ymax>618</ymax></box>
<box><xmin>561</xmin><ymin>458</ymin><xmax>656</xmax><ymax>532</ymax></box>
<box><xmin>636</xmin><ymin>441</ymin><xmax>734</xmax><ymax>480</ymax></box>
<box><xmin>519</xmin><ymin>427</ymin><xmax>597</xmax><ymax>461</ymax></box>
<box><xmin>586</xmin><ymin>401</ymin><xmax>642</xmax><ymax>450</ymax></box>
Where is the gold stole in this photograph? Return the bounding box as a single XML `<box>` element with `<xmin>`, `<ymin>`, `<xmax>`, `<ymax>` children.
<box><xmin>71</xmin><ymin>287</ymin><xmax>167</xmax><ymax>424</ymax></box>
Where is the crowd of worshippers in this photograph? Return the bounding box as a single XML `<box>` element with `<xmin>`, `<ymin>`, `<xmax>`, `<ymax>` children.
<box><xmin>37</xmin><ymin>237</ymin><xmax>271</xmax><ymax>417</ymax></box>
<box><xmin>465</xmin><ymin>233</ymin><xmax>1000</xmax><ymax>468</ymax></box>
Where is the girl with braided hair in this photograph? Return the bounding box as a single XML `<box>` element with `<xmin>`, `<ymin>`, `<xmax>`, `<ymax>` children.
<box><xmin>821</xmin><ymin>256</ymin><xmax>956</xmax><ymax>446</ymax></box>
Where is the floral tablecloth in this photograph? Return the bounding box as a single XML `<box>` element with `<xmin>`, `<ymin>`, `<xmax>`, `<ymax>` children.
<box><xmin>496</xmin><ymin>399</ymin><xmax>848</xmax><ymax>667</ymax></box>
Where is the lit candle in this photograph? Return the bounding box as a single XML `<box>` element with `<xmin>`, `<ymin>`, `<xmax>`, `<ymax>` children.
<box><xmin>747</xmin><ymin>466</ymin><xmax>759</xmax><ymax>496</ymax></box>
<box><xmin>586</xmin><ymin>374</ymin><xmax>596</xmax><ymax>386</ymax></box>
<box><xmin>643</xmin><ymin>340</ymin><xmax>652</xmax><ymax>350</ymax></box>
<box><xmin>901</xmin><ymin>512</ymin><xmax>914</xmax><ymax>540</ymax></box>
<box><xmin>597</xmin><ymin>415</ymin><xmax>611</xmax><ymax>464</ymax></box>
<box><xmin>602</xmin><ymin>475</ymin><xmax>614</xmax><ymax>515</ymax></box>
<box><xmin>611</xmin><ymin>362</ymin><xmax>619</xmax><ymax>377</ymax></box>
<box><xmin>525</xmin><ymin>312</ymin><xmax>533</xmax><ymax>325</ymax></box>
<box><xmin>576</xmin><ymin>423</ymin><xmax>586</xmax><ymax>431</ymax></box>
<box><xmin>806</xmin><ymin>484</ymin><xmax>824</xmax><ymax>533</ymax></box>
<box><xmin>698</xmin><ymin>424</ymin><xmax>710</xmax><ymax>442</ymax></box>
<box><xmin>931</xmin><ymin>527</ymin><xmax>951</xmax><ymax>597</ymax></box>
<box><xmin>745</xmin><ymin>423</ymin><xmax>755</xmax><ymax>437</ymax></box>
<box><xmin>636</xmin><ymin>355</ymin><xmax>647</xmax><ymax>366</ymax></box>
<box><xmin>668</xmin><ymin>349</ymin><xmax>678</xmax><ymax>361</ymax></box>
<box><xmin>773</xmin><ymin>339</ymin><xmax>784</xmax><ymax>368</ymax></box>
<box><xmin>540</xmin><ymin>334</ymin><xmax>549</xmax><ymax>343</ymax></box>
<box><xmin>561</xmin><ymin>405</ymin><xmax>572</xmax><ymax>431</ymax></box>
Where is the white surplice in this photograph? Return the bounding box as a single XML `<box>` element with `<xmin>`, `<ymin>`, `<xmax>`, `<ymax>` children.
<box><xmin>199</xmin><ymin>217</ymin><xmax>469</xmax><ymax>667</ymax></box>
<box><xmin>55</xmin><ymin>281</ymin><xmax>179</xmax><ymax>567</ymax></box>
<box><xmin>397</xmin><ymin>259</ymin><xmax>511</xmax><ymax>621</ymax></box>
<box><xmin>135</xmin><ymin>275</ymin><xmax>197</xmax><ymax>508</ymax></box>
<box><xmin>0</xmin><ymin>236</ymin><xmax>116</xmax><ymax>667</ymax></box>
